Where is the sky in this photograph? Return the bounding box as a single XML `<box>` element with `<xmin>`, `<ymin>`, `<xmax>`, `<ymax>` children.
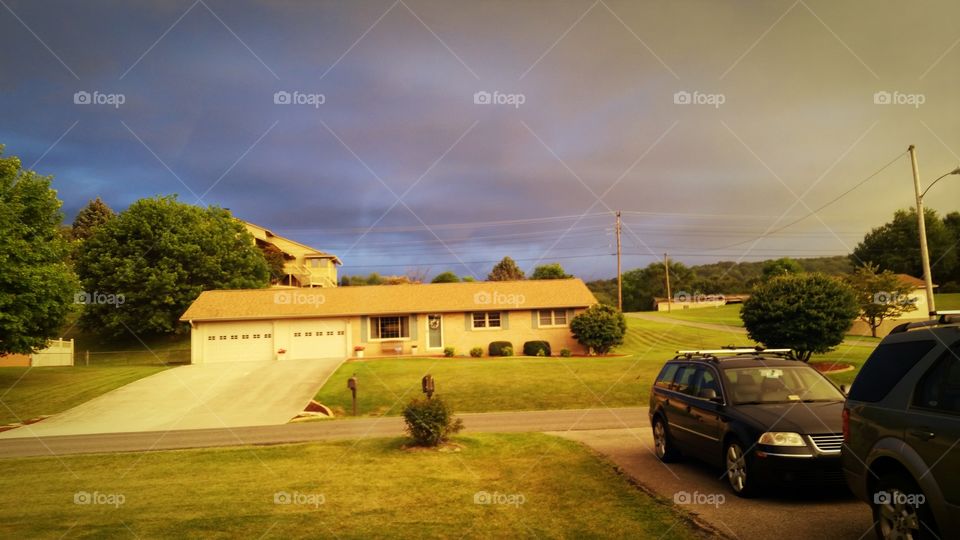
<box><xmin>1</xmin><ymin>0</ymin><xmax>959</xmax><ymax>281</ymax></box>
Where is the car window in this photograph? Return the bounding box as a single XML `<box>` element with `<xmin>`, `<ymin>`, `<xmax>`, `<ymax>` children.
<box><xmin>848</xmin><ymin>341</ymin><xmax>937</xmax><ymax>402</ymax></box>
<box><xmin>723</xmin><ymin>366</ymin><xmax>843</xmax><ymax>404</ymax></box>
<box><xmin>655</xmin><ymin>364</ymin><xmax>679</xmax><ymax>389</ymax></box>
<box><xmin>674</xmin><ymin>365</ymin><xmax>698</xmax><ymax>395</ymax></box>
<box><xmin>913</xmin><ymin>348</ymin><xmax>960</xmax><ymax>414</ymax></box>
<box><xmin>693</xmin><ymin>368</ymin><xmax>720</xmax><ymax>399</ymax></box>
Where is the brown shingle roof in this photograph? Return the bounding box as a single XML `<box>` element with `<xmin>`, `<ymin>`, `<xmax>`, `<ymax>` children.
<box><xmin>180</xmin><ymin>279</ymin><xmax>598</xmax><ymax>321</ymax></box>
<box><xmin>894</xmin><ymin>274</ymin><xmax>936</xmax><ymax>289</ymax></box>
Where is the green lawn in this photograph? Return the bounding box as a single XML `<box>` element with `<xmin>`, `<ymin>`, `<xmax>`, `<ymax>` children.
<box><xmin>647</xmin><ymin>304</ymin><xmax>744</xmax><ymax>326</ymax></box>
<box><xmin>0</xmin><ymin>434</ymin><xmax>702</xmax><ymax>539</ymax></box>
<box><xmin>0</xmin><ymin>366</ymin><xmax>167</xmax><ymax>425</ymax></box>
<box><xmin>936</xmin><ymin>292</ymin><xmax>960</xmax><ymax>310</ymax></box>
<box><xmin>316</xmin><ymin>317</ymin><xmax>873</xmax><ymax>416</ymax></box>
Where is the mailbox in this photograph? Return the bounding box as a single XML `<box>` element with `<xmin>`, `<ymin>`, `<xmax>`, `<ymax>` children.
<box><xmin>421</xmin><ymin>374</ymin><xmax>435</xmax><ymax>399</ymax></box>
<box><xmin>347</xmin><ymin>377</ymin><xmax>358</xmax><ymax>391</ymax></box>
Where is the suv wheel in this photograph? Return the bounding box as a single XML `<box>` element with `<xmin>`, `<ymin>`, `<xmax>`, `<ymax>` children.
<box><xmin>724</xmin><ymin>439</ymin><xmax>758</xmax><ymax>497</ymax></box>
<box><xmin>652</xmin><ymin>416</ymin><xmax>680</xmax><ymax>462</ymax></box>
<box><xmin>872</xmin><ymin>472</ymin><xmax>938</xmax><ymax>540</ymax></box>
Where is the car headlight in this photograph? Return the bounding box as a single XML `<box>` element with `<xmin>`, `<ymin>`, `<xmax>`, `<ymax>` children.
<box><xmin>758</xmin><ymin>432</ymin><xmax>807</xmax><ymax>447</ymax></box>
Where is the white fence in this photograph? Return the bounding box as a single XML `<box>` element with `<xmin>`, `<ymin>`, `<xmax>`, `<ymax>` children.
<box><xmin>31</xmin><ymin>338</ymin><xmax>74</xmax><ymax>366</ymax></box>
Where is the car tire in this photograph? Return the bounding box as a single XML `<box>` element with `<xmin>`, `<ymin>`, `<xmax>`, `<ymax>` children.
<box><xmin>871</xmin><ymin>471</ymin><xmax>938</xmax><ymax>540</ymax></box>
<box><xmin>724</xmin><ymin>439</ymin><xmax>760</xmax><ymax>497</ymax></box>
<box><xmin>652</xmin><ymin>416</ymin><xmax>681</xmax><ymax>462</ymax></box>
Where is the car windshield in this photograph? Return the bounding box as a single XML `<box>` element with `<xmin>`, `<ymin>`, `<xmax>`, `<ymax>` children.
<box><xmin>723</xmin><ymin>366</ymin><xmax>844</xmax><ymax>405</ymax></box>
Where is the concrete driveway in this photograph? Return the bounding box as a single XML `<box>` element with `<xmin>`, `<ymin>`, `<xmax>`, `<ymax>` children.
<box><xmin>0</xmin><ymin>357</ymin><xmax>345</xmax><ymax>439</ymax></box>
<box><xmin>555</xmin><ymin>428</ymin><xmax>876</xmax><ymax>540</ymax></box>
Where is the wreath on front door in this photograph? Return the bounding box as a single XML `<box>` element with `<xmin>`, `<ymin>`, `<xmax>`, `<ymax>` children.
<box><xmin>429</xmin><ymin>318</ymin><xmax>440</xmax><ymax>329</ymax></box>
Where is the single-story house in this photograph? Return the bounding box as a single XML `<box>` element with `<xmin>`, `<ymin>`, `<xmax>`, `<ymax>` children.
<box><xmin>849</xmin><ymin>274</ymin><xmax>936</xmax><ymax>337</ymax></box>
<box><xmin>179</xmin><ymin>279</ymin><xmax>598</xmax><ymax>363</ymax></box>
<box><xmin>652</xmin><ymin>294</ymin><xmax>749</xmax><ymax>311</ymax></box>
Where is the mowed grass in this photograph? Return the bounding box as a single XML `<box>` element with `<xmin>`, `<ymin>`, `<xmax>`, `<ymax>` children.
<box><xmin>316</xmin><ymin>317</ymin><xmax>872</xmax><ymax>416</ymax></box>
<box><xmin>0</xmin><ymin>434</ymin><xmax>702</xmax><ymax>539</ymax></box>
<box><xmin>0</xmin><ymin>366</ymin><xmax>167</xmax><ymax>425</ymax></box>
<box><xmin>648</xmin><ymin>304</ymin><xmax>744</xmax><ymax>326</ymax></box>
<box><xmin>936</xmin><ymin>292</ymin><xmax>960</xmax><ymax>310</ymax></box>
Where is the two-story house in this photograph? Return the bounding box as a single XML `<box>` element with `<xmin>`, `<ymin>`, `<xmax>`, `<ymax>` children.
<box><xmin>242</xmin><ymin>221</ymin><xmax>341</xmax><ymax>288</ymax></box>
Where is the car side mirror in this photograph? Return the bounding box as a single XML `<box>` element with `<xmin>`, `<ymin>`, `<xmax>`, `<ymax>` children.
<box><xmin>840</xmin><ymin>384</ymin><xmax>848</xmax><ymax>396</ymax></box>
<box><xmin>699</xmin><ymin>388</ymin><xmax>719</xmax><ymax>401</ymax></box>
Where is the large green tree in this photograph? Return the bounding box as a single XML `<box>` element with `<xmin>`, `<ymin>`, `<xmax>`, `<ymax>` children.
<box><xmin>487</xmin><ymin>256</ymin><xmax>525</xmax><ymax>281</ymax></box>
<box><xmin>761</xmin><ymin>257</ymin><xmax>803</xmax><ymax>280</ymax></box>
<box><xmin>621</xmin><ymin>261</ymin><xmax>695</xmax><ymax>311</ymax></box>
<box><xmin>852</xmin><ymin>208</ymin><xmax>958</xmax><ymax>286</ymax></box>
<box><xmin>570</xmin><ymin>304</ymin><xmax>626</xmax><ymax>354</ymax></box>
<box><xmin>740</xmin><ymin>273</ymin><xmax>858</xmax><ymax>361</ymax></box>
<box><xmin>71</xmin><ymin>197</ymin><xmax>114</xmax><ymax>241</ymax></box>
<box><xmin>531</xmin><ymin>263</ymin><xmax>571</xmax><ymax>280</ymax></box>
<box><xmin>0</xmin><ymin>147</ymin><xmax>78</xmax><ymax>354</ymax></box>
<box><xmin>845</xmin><ymin>263</ymin><xmax>918</xmax><ymax>337</ymax></box>
<box><xmin>76</xmin><ymin>196</ymin><xmax>269</xmax><ymax>336</ymax></box>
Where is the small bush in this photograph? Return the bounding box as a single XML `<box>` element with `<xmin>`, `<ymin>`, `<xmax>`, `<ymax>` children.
<box><xmin>443</xmin><ymin>347</ymin><xmax>455</xmax><ymax>357</ymax></box>
<box><xmin>523</xmin><ymin>340</ymin><xmax>552</xmax><ymax>357</ymax></box>
<box><xmin>469</xmin><ymin>347</ymin><xmax>483</xmax><ymax>358</ymax></box>
<box><xmin>560</xmin><ymin>348</ymin><xmax>572</xmax><ymax>357</ymax></box>
<box><xmin>488</xmin><ymin>341</ymin><xmax>513</xmax><ymax>356</ymax></box>
<box><xmin>402</xmin><ymin>397</ymin><xmax>464</xmax><ymax>447</ymax></box>
<box><xmin>570</xmin><ymin>304</ymin><xmax>627</xmax><ymax>354</ymax></box>
<box><xmin>501</xmin><ymin>345</ymin><xmax>513</xmax><ymax>356</ymax></box>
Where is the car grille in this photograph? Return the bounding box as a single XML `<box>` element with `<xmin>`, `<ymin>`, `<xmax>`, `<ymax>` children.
<box><xmin>809</xmin><ymin>433</ymin><xmax>843</xmax><ymax>453</ymax></box>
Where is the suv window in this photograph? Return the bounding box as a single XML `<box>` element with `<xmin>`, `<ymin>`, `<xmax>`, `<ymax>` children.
<box><xmin>848</xmin><ymin>340</ymin><xmax>937</xmax><ymax>402</ymax></box>
<box><xmin>692</xmin><ymin>368</ymin><xmax>720</xmax><ymax>399</ymax></box>
<box><xmin>655</xmin><ymin>364</ymin><xmax>679</xmax><ymax>389</ymax></box>
<box><xmin>913</xmin><ymin>348</ymin><xmax>960</xmax><ymax>414</ymax></box>
<box><xmin>674</xmin><ymin>365</ymin><xmax>698</xmax><ymax>395</ymax></box>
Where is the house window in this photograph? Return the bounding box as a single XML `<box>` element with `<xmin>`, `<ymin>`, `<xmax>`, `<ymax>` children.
<box><xmin>265</xmin><ymin>333</ymin><xmax>272</xmax><ymax>338</ymax></box>
<box><xmin>472</xmin><ymin>312</ymin><xmax>502</xmax><ymax>329</ymax></box>
<box><xmin>231</xmin><ymin>335</ymin><xmax>238</xmax><ymax>340</ymax></box>
<box><xmin>253</xmin><ymin>334</ymin><xmax>261</xmax><ymax>339</ymax></box>
<box><xmin>311</xmin><ymin>258</ymin><xmax>320</xmax><ymax>268</ymax></box>
<box><xmin>219</xmin><ymin>336</ymin><xmax>227</xmax><ymax>340</ymax></box>
<box><xmin>337</xmin><ymin>330</ymin><xmax>345</xmax><ymax>336</ymax></box>
<box><xmin>370</xmin><ymin>316</ymin><xmax>410</xmax><ymax>339</ymax></box>
<box><xmin>207</xmin><ymin>336</ymin><xmax>216</xmax><ymax>341</ymax></box>
<box><xmin>305</xmin><ymin>332</ymin><xmax>312</xmax><ymax>337</ymax></box>
<box><xmin>539</xmin><ymin>309</ymin><xmax>568</xmax><ymax>327</ymax></box>
<box><xmin>242</xmin><ymin>334</ymin><xmax>249</xmax><ymax>339</ymax></box>
<box><xmin>327</xmin><ymin>331</ymin><xmax>334</xmax><ymax>336</ymax></box>
<box><xmin>294</xmin><ymin>332</ymin><xmax>302</xmax><ymax>337</ymax></box>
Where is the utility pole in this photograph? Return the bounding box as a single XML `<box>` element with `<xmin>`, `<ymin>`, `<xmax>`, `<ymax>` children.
<box><xmin>616</xmin><ymin>211</ymin><xmax>622</xmax><ymax>311</ymax></box>
<box><xmin>664</xmin><ymin>253</ymin><xmax>672</xmax><ymax>313</ymax></box>
<box><xmin>908</xmin><ymin>145</ymin><xmax>937</xmax><ymax>316</ymax></box>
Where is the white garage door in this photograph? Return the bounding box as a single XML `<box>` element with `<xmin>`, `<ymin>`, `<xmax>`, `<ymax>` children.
<box><xmin>202</xmin><ymin>321</ymin><xmax>274</xmax><ymax>363</ymax></box>
<box><xmin>287</xmin><ymin>319</ymin><xmax>348</xmax><ymax>360</ymax></box>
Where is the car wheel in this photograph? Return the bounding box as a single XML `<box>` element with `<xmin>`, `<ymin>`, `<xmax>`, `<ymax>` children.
<box><xmin>652</xmin><ymin>416</ymin><xmax>680</xmax><ymax>462</ymax></box>
<box><xmin>872</xmin><ymin>472</ymin><xmax>938</xmax><ymax>540</ymax></box>
<box><xmin>724</xmin><ymin>439</ymin><xmax>758</xmax><ymax>497</ymax></box>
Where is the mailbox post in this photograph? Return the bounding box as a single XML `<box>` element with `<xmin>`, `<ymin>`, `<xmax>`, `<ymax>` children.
<box><xmin>347</xmin><ymin>376</ymin><xmax>358</xmax><ymax>416</ymax></box>
<box><xmin>421</xmin><ymin>374</ymin><xmax>435</xmax><ymax>399</ymax></box>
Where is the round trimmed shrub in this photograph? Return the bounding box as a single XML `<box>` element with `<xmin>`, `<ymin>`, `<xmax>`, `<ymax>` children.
<box><xmin>488</xmin><ymin>341</ymin><xmax>513</xmax><ymax>356</ymax></box>
<box><xmin>560</xmin><ymin>348</ymin><xmax>572</xmax><ymax>357</ymax></box>
<box><xmin>402</xmin><ymin>397</ymin><xmax>464</xmax><ymax>447</ymax></box>
<box><xmin>443</xmin><ymin>347</ymin><xmax>455</xmax><ymax>357</ymax></box>
<box><xmin>523</xmin><ymin>340</ymin><xmax>551</xmax><ymax>357</ymax></box>
<box><xmin>469</xmin><ymin>347</ymin><xmax>483</xmax><ymax>358</ymax></box>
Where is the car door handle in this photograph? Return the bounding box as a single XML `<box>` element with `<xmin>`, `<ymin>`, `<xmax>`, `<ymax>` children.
<box><xmin>909</xmin><ymin>429</ymin><xmax>936</xmax><ymax>441</ymax></box>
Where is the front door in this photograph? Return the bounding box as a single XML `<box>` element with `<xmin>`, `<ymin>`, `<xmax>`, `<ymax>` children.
<box><xmin>427</xmin><ymin>314</ymin><xmax>443</xmax><ymax>349</ymax></box>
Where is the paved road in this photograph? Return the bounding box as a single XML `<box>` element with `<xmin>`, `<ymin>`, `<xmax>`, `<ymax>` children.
<box><xmin>0</xmin><ymin>407</ymin><xmax>648</xmax><ymax>458</ymax></box>
<box><xmin>555</xmin><ymin>428</ymin><xmax>875</xmax><ymax>540</ymax></box>
<box><xmin>0</xmin><ymin>357</ymin><xmax>345</xmax><ymax>439</ymax></box>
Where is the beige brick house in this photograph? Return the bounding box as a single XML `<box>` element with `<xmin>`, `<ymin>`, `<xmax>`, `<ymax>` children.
<box><xmin>179</xmin><ymin>279</ymin><xmax>598</xmax><ymax>363</ymax></box>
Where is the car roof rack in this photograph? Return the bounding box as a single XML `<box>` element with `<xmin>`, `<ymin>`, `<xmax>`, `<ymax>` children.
<box><xmin>889</xmin><ymin>311</ymin><xmax>960</xmax><ymax>334</ymax></box>
<box><xmin>673</xmin><ymin>346</ymin><xmax>794</xmax><ymax>361</ymax></box>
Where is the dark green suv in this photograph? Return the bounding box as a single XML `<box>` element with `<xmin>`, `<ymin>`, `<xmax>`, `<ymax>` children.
<box><xmin>842</xmin><ymin>313</ymin><xmax>960</xmax><ymax>539</ymax></box>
